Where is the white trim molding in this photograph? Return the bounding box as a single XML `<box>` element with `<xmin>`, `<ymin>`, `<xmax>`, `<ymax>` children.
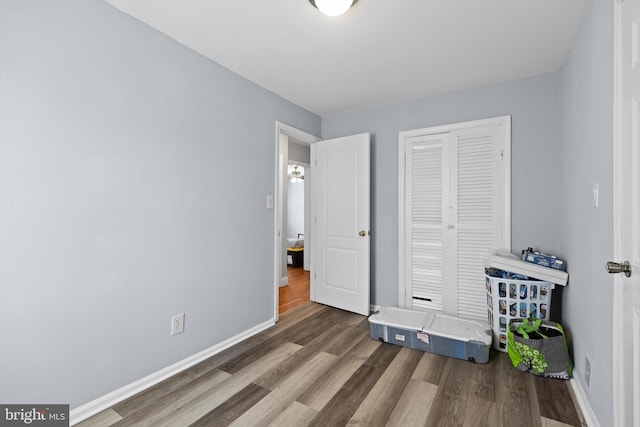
<box><xmin>274</xmin><ymin>121</ymin><xmax>321</xmax><ymax>317</ymax></box>
<box><xmin>69</xmin><ymin>318</ymin><xmax>276</xmax><ymax>425</ymax></box>
<box><xmin>569</xmin><ymin>378</ymin><xmax>601</xmax><ymax>427</ymax></box>
<box><xmin>612</xmin><ymin>2</ymin><xmax>626</xmax><ymax>426</ymax></box>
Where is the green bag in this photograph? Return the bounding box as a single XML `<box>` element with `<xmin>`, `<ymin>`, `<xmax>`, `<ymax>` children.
<box><xmin>507</xmin><ymin>318</ymin><xmax>573</xmax><ymax>379</ymax></box>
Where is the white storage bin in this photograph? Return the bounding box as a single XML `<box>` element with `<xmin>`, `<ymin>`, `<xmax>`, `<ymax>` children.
<box><xmin>486</xmin><ymin>274</ymin><xmax>554</xmax><ymax>352</ymax></box>
<box><xmin>369</xmin><ymin>307</ymin><xmax>492</xmax><ymax>363</ymax></box>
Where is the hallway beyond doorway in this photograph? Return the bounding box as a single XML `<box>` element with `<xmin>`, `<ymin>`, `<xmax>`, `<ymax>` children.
<box><xmin>279</xmin><ymin>266</ymin><xmax>310</xmax><ymax>314</ymax></box>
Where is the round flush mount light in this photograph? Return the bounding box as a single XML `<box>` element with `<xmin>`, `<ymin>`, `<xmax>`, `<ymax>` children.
<box><xmin>309</xmin><ymin>0</ymin><xmax>358</xmax><ymax>17</ymax></box>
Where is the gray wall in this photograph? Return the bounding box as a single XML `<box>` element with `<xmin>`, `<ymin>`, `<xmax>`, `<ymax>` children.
<box><xmin>322</xmin><ymin>73</ymin><xmax>562</xmax><ymax>306</ymax></box>
<box><xmin>0</xmin><ymin>0</ymin><xmax>320</xmax><ymax>408</ymax></box>
<box><xmin>559</xmin><ymin>1</ymin><xmax>614</xmax><ymax>425</ymax></box>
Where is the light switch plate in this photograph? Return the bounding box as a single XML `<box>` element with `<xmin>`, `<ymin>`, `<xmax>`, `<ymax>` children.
<box><xmin>171</xmin><ymin>313</ymin><xmax>184</xmax><ymax>336</ymax></box>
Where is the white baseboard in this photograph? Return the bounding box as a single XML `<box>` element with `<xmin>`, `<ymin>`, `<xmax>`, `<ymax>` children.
<box><xmin>279</xmin><ymin>276</ymin><xmax>289</xmax><ymax>287</ymax></box>
<box><xmin>569</xmin><ymin>377</ymin><xmax>600</xmax><ymax>427</ymax></box>
<box><xmin>69</xmin><ymin>317</ymin><xmax>276</xmax><ymax>425</ymax></box>
<box><xmin>369</xmin><ymin>304</ymin><xmax>382</xmax><ymax>314</ymax></box>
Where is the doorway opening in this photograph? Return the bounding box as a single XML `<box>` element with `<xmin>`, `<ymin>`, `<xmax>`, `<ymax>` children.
<box><xmin>280</xmin><ymin>162</ymin><xmax>310</xmax><ymax>314</ymax></box>
<box><xmin>274</xmin><ymin>122</ymin><xmax>320</xmax><ymax>316</ymax></box>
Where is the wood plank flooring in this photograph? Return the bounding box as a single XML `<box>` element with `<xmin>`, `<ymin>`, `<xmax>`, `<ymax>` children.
<box><xmin>77</xmin><ymin>303</ymin><xmax>586</xmax><ymax>427</ymax></box>
<box><xmin>278</xmin><ymin>266</ymin><xmax>310</xmax><ymax>314</ymax></box>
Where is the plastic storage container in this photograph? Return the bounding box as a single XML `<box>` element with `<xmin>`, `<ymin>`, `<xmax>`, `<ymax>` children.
<box><xmin>368</xmin><ymin>307</ymin><xmax>492</xmax><ymax>363</ymax></box>
<box><xmin>486</xmin><ymin>272</ymin><xmax>554</xmax><ymax>352</ymax></box>
<box><xmin>484</xmin><ymin>250</ymin><xmax>568</xmax><ymax>353</ymax></box>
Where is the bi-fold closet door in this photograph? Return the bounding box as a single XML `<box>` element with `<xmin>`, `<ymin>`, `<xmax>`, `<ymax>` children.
<box><xmin>401</xmin><ymin>117</ymin><xmax>511</xmax><ymax>320</ymax></box>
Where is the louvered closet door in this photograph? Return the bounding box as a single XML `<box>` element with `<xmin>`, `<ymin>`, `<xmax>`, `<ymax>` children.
<box><xmin>450</xmin><ymin>127</ymin><xmax>505</xmax><ymax>319</ymax></box>
<box><xmin>405</xmin><ymin>133</ymin><xmax>450</xmax><ymax>311</ymax></box>
<box><xmin>404</xmin><ymin>120</ymin><xmax>509</xmax><ymax>320</ymax></box>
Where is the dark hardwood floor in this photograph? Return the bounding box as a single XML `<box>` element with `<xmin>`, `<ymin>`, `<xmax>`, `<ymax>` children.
<box><xmin>279</xmin><ymin>266</ymin><xmax>310</xmax><ymax>314</ymax></box>
<box><xmin>77</xmin><ymin>302</ymin><xmax>585</xmax><ymax>427</ymax></box>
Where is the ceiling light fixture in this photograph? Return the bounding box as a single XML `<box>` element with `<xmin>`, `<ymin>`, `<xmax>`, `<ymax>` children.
<box><xmin>309</xmin><ymin>0</ymin><xmax>358</xmax><ymax>17</ymax></box>
<box><xmin>290</xmin><ymin>166</ymin><xmax>304</xmax><ymax>183</ymax></box>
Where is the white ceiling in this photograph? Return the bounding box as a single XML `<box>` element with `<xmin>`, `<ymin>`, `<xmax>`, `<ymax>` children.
<box><xmin>105</xmin><ymin>0</ymin><xmax>587</xmax><ymax>116</ymax></box>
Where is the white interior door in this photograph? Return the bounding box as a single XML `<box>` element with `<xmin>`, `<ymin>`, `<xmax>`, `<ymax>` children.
<box><xmin>613</xmin><ymin>1</ymin><xmax>640</xmax><ymax>425</ymax></box>
<box><xmin>311</xmin><ymin>133</ymin><xmax>370</xmax><ymax>316</ymax></box>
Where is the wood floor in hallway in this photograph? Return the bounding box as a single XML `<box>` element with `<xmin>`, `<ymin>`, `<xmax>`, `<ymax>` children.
<box><xmin>279</xmin><ymin>266</ymin><xmax>310</xmax><ymax>314</ymax></box>
<box><xmin>77</xmin><ymin>302</ymin><xmax>586</xmax><ymax>427</ymax></box>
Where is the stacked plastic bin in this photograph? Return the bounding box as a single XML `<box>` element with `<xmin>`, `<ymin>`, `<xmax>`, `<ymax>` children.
<box><xmin>484</xmin><ymin>251</ymin><xmax>568</xmax><ymax>352</ymax></box>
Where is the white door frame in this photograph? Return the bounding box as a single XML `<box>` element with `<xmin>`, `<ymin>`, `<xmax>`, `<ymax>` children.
<box><xmin>274</xmin><ymin>122</ymin><xmax>320</xmax><ymax>319</ymax></box>
<box><xmin>613</xmin><ymin>1</ymin><xmax>628</xmax><ymax>424</ymax></box>
<box><xmin>613</xmin><ymin>3</ymin><xmax>623</xmax><ymax>424</ymax></box>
